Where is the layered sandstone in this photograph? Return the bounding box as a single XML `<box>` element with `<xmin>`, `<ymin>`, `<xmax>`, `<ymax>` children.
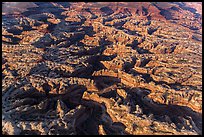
<box><xmin>2</xmin><ymin>2</ymin><xmax>202</xmax><ymax>135</ymax></box>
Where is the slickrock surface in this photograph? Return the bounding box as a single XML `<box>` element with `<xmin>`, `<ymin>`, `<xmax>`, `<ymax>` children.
<box><xmin>2</xmin><ymin>2</ymin><xmax>202</xmax><ymax>135</ymax></box>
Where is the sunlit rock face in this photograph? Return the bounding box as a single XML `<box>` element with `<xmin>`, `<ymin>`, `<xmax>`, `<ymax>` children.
<box><xmin>2</xmin><ymin>2</ymin><xmax>202</xmax><ymax>135</ymax></box>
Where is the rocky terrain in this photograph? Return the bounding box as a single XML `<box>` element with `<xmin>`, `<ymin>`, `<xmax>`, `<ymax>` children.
<box><xmin>2</xmin><ymin>2</ymin><xmax>202</xmax><ymax>135</ymax></box>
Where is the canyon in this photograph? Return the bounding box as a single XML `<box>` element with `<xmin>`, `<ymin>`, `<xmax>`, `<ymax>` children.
<box><xmin>2</xmin><ymin>2</ymin><xmax>202</xmax><ymax>135</ymax></box>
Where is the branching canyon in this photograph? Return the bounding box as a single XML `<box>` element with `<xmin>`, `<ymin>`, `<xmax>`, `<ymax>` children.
<box><xmin>2</xmin><ymin>2</ymin><xmax>202</xmax><ymax>135</ymax></box>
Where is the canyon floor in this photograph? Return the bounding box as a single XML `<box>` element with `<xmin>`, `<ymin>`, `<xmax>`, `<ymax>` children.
<box><xmin>2</xmin><ymin>2</ymin><xmax>202</xmax><ymax>135</ymax></box>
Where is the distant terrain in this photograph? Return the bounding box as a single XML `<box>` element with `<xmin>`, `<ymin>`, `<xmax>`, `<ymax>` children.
<box><xmin>2</xmin><ymin>2</ymin><xmax>202</xmax><ymax>135</ymax></box>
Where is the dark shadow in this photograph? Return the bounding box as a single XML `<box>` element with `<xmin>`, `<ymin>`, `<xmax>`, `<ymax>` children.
<box><xmin>77</xmin><ymin>99</ymin><xmax>130</xmax><ymax>135</ymax></box>
<box><xmin>23</xmin><ymin>2</ymin><xmax>68</xmax><ymax>20</ymax></box>
<box><xmin>170</xmin><ymin>6</ymin><xmax>180</xmax><ymax>11</ymax></box>
<box><xmin>192</xmin><ymin>35</ymin><xmax>202</xmax><ymax>41</ymax></box>
<box><xmin>55</xmin><ymin>2</ymin><xmax>71</xmax><ymax>8</ymax></box>
<box><xmin>147</xmin><ymin>15</ymin><xmax>151</xmax><ymax>21</ymax></box>
<box><xmin>147</xmin><ymin>26</ymin><xmax>158</xmax><ymax>35</ymax></box>
<box><xmin>6</xmin><ymin>27</ymin><xmax>23</xmax><ymax>35</ymax></box>
<box><xmin>175</xmin><ymin>2</ymin><xmax>200</xmax><ymax>17</ymax></box>
<box><xmin>83</xmin><ymin>26</ymin><xmax>96</xmax><ymax>37</ymax></box>
<box><xmin>152</xmin><ymin>3</ymin><xmax>174</xmax><ymax>20</ymax></box>
<box><xmin>2</xmin><ymin>14</ymin><xmax>19</xmax><ymax>27</ymax></box>
<box><xmin>113</xmin><ymin>20</ymin><xmax>127</xmax><ymax>28</ymax></box>
<box><xmin>2</xmin><ymin>35</ymin><xmax>21</xmax><ymax>44</ymax></box>
<box><xmin>2</xmin><ymin>2</ymin><xmax>70</xmax><ymax>38</ymax></box>
<box><xmin>82</xmin><ymin>7</ymin><xmax>98</xmax><ymax>19</ymax></box>
<box><xmin>20</xmin><ymin>130</ymin><xmax>41</xmax><ymax>135</ymax></box>
<box><xmin>127</xmin><ymin>87</ymin><xmax>202</xmax><ymax>132</ymax></box>
<box><xmin>124</xmin><ymin>8</ymin><xmax>132</xmax><ymax>16</ymax></box>
<box><xmin>159</xmin><ymin>9</ymin><xmax>174</xmax><ymax>20</ymax></box>
<box><xmin>130</xmin><ymin>68</ymin><xmax>201</xmax><ymax>92</ymax></box>
<box><xmin>93</xmin><ymin>76</ymin><xmax>121</xmax><ymax>91</ymax></box>
<box><xmin>126</xmin><ymin>39</ymin><xmax>152</xmax><ymax>54</ymax></box>
<box><xmin>10</xmin><ymin>79</ymin><xmax>129</xmax><ymax>135</ymax></box>
<box><xmin>142</xmin><ymin>6</ymin><xmax>148</xmax><ymax>16</ymax></box>
<box><xmin>100</xmin><ymin>6</ymin><xmax>114</xmax><ymax>16</ymax></box>
<box><xmin>28</xmin><ymin>62</ymin><xmax>52</xmax><ymax>77</ymax></box>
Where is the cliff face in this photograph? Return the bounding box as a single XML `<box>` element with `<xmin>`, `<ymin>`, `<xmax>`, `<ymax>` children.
<box><xmin>2</xmin><ymin>2</ymin><xmax>202</xmax><ymax>135</ymax></box>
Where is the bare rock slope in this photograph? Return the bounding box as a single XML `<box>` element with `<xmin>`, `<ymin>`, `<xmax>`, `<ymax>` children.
<box><xmin>2</xmin><ymin>2</ymin><xmax>202</xmax><ymax>135</ymax></box>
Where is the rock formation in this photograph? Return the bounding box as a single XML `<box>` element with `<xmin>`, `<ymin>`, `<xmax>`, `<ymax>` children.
<box><xmin>2</xmin><ymin>2</ymin><xmax>202</xmax><ymax>135</ymax></box>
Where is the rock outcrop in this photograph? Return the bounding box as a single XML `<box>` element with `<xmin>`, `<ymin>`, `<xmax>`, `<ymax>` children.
<box><xmin>2</xmin><ymin>2</ymin><xmax>202</xmax><ymax>135</ymax></box>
